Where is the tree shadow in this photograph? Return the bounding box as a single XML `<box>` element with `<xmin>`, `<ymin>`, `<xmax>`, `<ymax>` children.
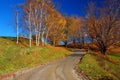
<box><xmin>69</xmin><ymin>53</ymin><xmax>84</xmax><ymax>57</ymax></box>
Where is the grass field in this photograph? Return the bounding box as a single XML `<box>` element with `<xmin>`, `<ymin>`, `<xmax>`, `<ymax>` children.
<box><xmin>78</xmin><ymin>52</ymin><xmax>120</xmax><ymax>80</ymax></box>
<box><xmin>0</xmin><ymin>37</ymin><xmax>70</xmax><ymax>74</ymax></box>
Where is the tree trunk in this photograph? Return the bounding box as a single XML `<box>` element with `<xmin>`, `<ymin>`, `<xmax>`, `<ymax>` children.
<box><xmin>34</xmin><ymin>19</ymin><xmax>38</xmax><ymax>46</ymax></box>
<box><xmin>35</xmin><ymin>28</ymin><xmax>38</xmax><ymax>46</ymax></box>
<box><xmin>45</xmin><ymin>32</ymin><xmax>49</xmax><ymax>45</ymax></box>
<box><xmin>16</xmin><ymin>25</ymin><xmax>19</xmax><ymax>44</ymax></box>
<box><xmin>73</xmin><ymin>39</ymin><xmax>76</xmax><ymax>48</ymax></box>
<box><xmin>53</xmin><ymin>41</ymin><xmax>56</xmax><ymax>46</ymax></box>
<box><xmin>64</xmin><ymin>41</ymin><xmax>67</xmax><ymax>48</ymax></box>
<box><xmin>37</xmin><ymin>31</ymin><xmax>41</xmax><ymax>46</ymax></box>
<box><xmin>42</xmin><ymin>31</ymin><xmax>45</xmax><ymax>46</ymax></box>
<box><xmin>29</xmin><ymin>31</ymin><xmax>32</xmax><ymax>47</ymax></box>
<box><xmin>100</xmin><ymin>46</ymin><xmax>107</xmax><ymax>55</ymax></box>
<box><xmin>81</xmin><ymin>36</ymin><xmax>84</xmax><ymax>48</ymax></box>
<box><xmin>28</xmin><ymin>4</ymin><xmax>32</xmax><ymax>47</ymax></box>
<box><xmin>15</xmin><ymin>10</ymin><xmax>19</xmax><ymax>44</ymax></box>
<box><xmin>37</xmin><ymin>5</ymin><xmax>43</xmax><ymax>46</ymax></box>
<box><xmin>79</xmin><ymin>43</ymin><xmax>82</xmax><ymax>49</ymax></box>
<box><xmin>53</xmin><ymin>35</ymin><xmax>56</xmax><ymax>46</ymax></box>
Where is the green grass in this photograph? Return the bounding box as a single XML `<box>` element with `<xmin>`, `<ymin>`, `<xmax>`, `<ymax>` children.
<box><xmin>0</xmin><ymin>37</ymin><xmax>70</xmax><ymax>74</ymax></box>
<box><xmin>78</xmin><ymin>53</ymin><xmax>120</xmax><ymax>80</ymax></box>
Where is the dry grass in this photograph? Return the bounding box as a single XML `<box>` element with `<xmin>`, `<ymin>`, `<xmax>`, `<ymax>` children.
<box><xmin>0</xmin><ymin>37</ymin><xmax>71</xmax><ymax>74</ymax></box>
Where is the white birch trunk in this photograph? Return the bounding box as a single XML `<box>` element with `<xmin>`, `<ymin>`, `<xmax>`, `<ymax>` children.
<box><xmin>16</xmin><ymin>11</ymin><xmax>19</xmax><ymax>44</ymax></box>
<box><xmin>37</xmin><ymin>5</ymin><xmax>43</xmax><ymax>46</ymax></box>
<box><xmin>29</xmin><ymin>4</ymin><xmax>32</xmax><ymax>47</ymax></box>
<box><xmin>35</xmin><ymin>28</ymin><xmax>38</xmax><ymax>46</ymax></box>
<box><xmin>42</xmin><ymin>31</ymin><xmax>45</xmax><ymax>46</ymax></box>
<box><xmin>37</xmin><ymin>31</ymin><xmax>41</xmax><ymax>46</ymax></box>
<box><xmin>29</xmin><ymin>30</ymin><xmax>32</xmax><ymax>47</ymax></box>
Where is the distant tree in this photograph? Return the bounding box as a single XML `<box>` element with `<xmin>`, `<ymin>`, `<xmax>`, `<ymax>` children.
<box><xmin>62</xmin><ymin>16</ymin><xmax>70</xmax><ymax>47</ymax></box>
<box><xmin>86</xmin><ymin>1</ymin><xmax>120</xmax><ymax>54</ymax></box>
<box><xmin>76</xmin><ymin>18</ymin><xmax>86</xmax><ymax>48</ymax></box>
<box><xmin>63</xmin><ymin>16</ymin><xmax>85</xmax><ymax>48</ymax></box>
<box><xmin>46</xmin><ymin>10</ymin><xmax>66</xmax><ymax>46</ymax></box>
<box><xmin>67</xmin><ymin>17</ymin><xmax>80</xmax><ymax>47</ymax></box>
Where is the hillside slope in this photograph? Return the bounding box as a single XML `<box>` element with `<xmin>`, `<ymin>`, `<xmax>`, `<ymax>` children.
<box><xmin>0</xmin><ymin>37</ymin><xmax>70</xmax><ymax>74</ymax></box>
<box><xmin>78</xmin><ymin>52</ymin><xmax>120</xmax><ymax>80</ymax></box>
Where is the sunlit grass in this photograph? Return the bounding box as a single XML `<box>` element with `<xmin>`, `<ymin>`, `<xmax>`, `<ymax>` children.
<box><xmin>78</xmin><ymin>53</ymin><xmax>120</xmax><ymax>80</ymax></box>
<box><xmin>0</xmin><ymin>37</ymin><xmax>70</xmax><ymax>74</ymax></box>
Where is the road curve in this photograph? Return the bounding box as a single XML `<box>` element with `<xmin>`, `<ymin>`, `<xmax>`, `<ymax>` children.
<box><xmin>2</xmin><ymin>50</ymin><xmax>87</xmax><ymax>80</ymax></box>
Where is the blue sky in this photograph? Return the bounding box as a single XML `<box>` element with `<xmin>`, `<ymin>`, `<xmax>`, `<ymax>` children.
<box><xmin>0</xmin><ymin>0</ymin><xmax>90</xmax><ymax>37</ymax></box>
<box><xmin>0</xmin><ymin>0</ymin><xmax>24</xmax><ymax>37</ymax></box>
<box><xmin>53</xmin><ymin>0</ymin><xmax>92</xmax><ymax>16</ymax></box>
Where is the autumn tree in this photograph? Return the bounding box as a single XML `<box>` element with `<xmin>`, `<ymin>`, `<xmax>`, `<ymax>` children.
<box><xmin>46</xmin><ymin>9</ymin><xmax>66</xmax><ymax>46</ymax></box>
<box><xmin>21</xmin><ymin>0</ymin><xmax>53</xmax><ymax>47</ymax></box>
<box><xmin>66</xmin><ymin>17</ymin><xmax>83</xmax><ymax>47</ymax></box>
<box><xmin>63</xmin><ymin>16</ymin><xmax>86</xmax><ymax>48</ymax></box>
<box><xmin>62</xmin><ymin>16</ymin><xmax>77</xmax><ymax>47</ymax></box>
<box><xmin>66</xmin><ymin>17</ymin><xmax>76</xmax><ymax>45</ymax></box>
<box><xmin>86</xmin><ymin>1</ymin><xmax>120</xmax><ymax>54</ymax></box>
<box><xmin>62</xmin><ymin>16</ymin><xmax>70</xmax><ymax>47</ymax></box>
<box><xmin>76</xmin><ymin>18</ymin><xmax>86</xmax><ymax>48</ymax></box>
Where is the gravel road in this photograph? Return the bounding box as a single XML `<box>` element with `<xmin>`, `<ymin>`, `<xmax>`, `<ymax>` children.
<box><xmin>1</xmin><ymin>50</ymin><xmax>88</xmax><ymax>80</ymax></box>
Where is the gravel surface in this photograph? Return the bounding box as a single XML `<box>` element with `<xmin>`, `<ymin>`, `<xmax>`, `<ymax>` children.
<box><xmin>1</xmin><ymin>50</ymin><xmax>88</xmax><ymax>80</ymax></box>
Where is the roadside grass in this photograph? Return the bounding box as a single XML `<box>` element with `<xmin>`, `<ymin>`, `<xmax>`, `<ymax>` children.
<box><xmin>78</xmin><ymin>52</ymin><xmax>120</xmax><ymax>80</ymax></box>
<box><xmin>0</xmin><ymin>37</ymin><xmax>70</xmax><ymax>74</ymax></box>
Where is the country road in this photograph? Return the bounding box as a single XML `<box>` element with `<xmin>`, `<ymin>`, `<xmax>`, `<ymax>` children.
<box><xmin>1</xmin><ymin>50</ymin><xmax>88</xmax><ymax>80</ymax></box>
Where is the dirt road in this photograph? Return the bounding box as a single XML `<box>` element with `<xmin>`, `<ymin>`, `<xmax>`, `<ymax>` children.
<box><xmin>2</xmin><ymin>50</ymin><xmax>87</xmax><ymax>80</ymax></box>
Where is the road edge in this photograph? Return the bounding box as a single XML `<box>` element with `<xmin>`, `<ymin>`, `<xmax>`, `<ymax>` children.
<box><xmin>74</xmin><ymin>54</ymin><xmax>89</xmax><ymax>80</ymax></box>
